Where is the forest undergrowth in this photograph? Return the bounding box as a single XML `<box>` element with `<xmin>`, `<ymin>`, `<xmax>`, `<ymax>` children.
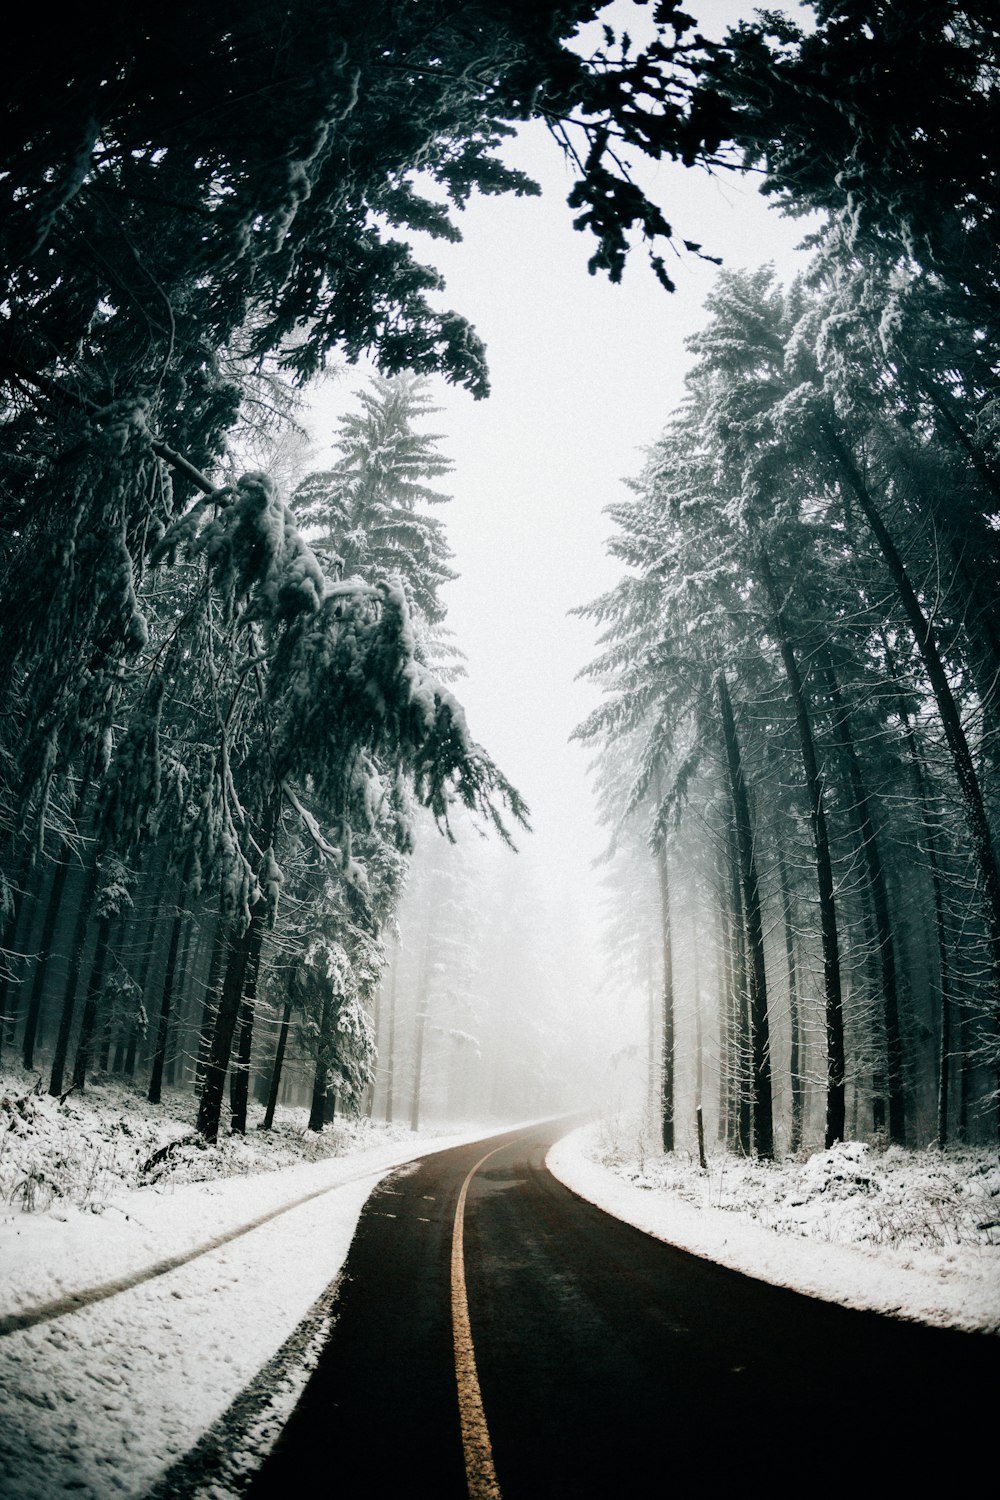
<box><xmin>0</xmin><ymin>1064</ymin><xmax>408</xmax><ymax>1217</ymax></box>
<box><xmin>596</xmin><ymin>1112</ymin><xmax>1000</xmax><ymax>1259</ymax></box>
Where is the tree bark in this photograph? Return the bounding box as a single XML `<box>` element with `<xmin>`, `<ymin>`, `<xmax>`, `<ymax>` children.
<box><xmin>70</xmin><ymin>913</ymin><xmax>112</xmax><ymax>1091</ymax></box>
<box><xmin>655</xmin><ymin>833</ymin><xmax>675</xmax><ymax>1154</ymax></box>
<box><xmin>164</xmin><ymin>910</ymin><xmax>197</xmax><ymax>1087</ymax></box>
<box><xmin>0</xmin><ymin>837</ymin><xmax>34</xmax><ymax>1061</ymax></box>
<box><xmin>821</xmin><ymin>421</ymin><xmax>1000</xmax><ymax>1055</ymax></box>
<box><xmin>777</xmin><ymin>849</ymin><xmax>803</xmax><ymax>1153</ymax></box>
<box><xmin>410</xmin><ymin>934</ymin><xmax>432</xmax><ymax>1132</ymax></box>
<box><xmin>757</xmin><ymin>552</ymin><xmax>845</xmax><ymax>1148</ymax></box>
<box><xmin>821</xmin><ymin>658</ymin><xmax>906</xmax><ymax>1144</ymax></box>
<box><xmin>148</xmin><ymin>862</ymin><xmax>193</xmax><ymax>1105</ymax></box>
<box><xmin>726</xmin><ymin>812</ymin><xmax>752</xmax><ymax>1155</ymax></box>
<box><xmin>21</xmin><ymin>848</ymin><xmax>71</xmax><ymax>1070</ymax></box>
<box><xmin>195</xmin><ymin>907</ymin><xmax>227</xmax><ymax>1090</ymax></box>
<box><xmin>308</xmin><ymin>990</ymin><xmax>335</xmax><ymax>1133</ymax></box>
<box><xmin>881</xmin><ymin>631</ymin><xmax>956</xmax><ymax>1148</ymax></box>
<box><xmin>229</xmin><ymin>923</ymin><xmax>263</xmax><ymax>1134</ymax></box>
<box><xmin>384</xmin><ymin>938</ymin><xmax>399</xmax><ymax>1125</ymax></box>
<box><xmin>49</xmin><ymin>859</ymin><xmax>100</xmax><ymax>1097</ymax></box>
<box><xmin>262</xmin><ymin>989</ymin><xmax>294</xmax><ymax>1131</ymax></box>
<box><xmin>196</xmin><ymin>900</ymin><xmax>265</xmax><ymax>1143</ymax></box>
<box><xmin>716</xmin><ymin>672</ymin><xmax>774</xmax><ymax>1159</ymax></box>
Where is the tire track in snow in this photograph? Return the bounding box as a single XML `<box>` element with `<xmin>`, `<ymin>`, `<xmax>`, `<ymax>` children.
<box><xmin>0</xmin><ymin>1162</ymin><xmax>391</xmax><ymax>1337</ymax></box>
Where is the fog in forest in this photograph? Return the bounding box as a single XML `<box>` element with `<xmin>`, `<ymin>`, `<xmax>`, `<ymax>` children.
<box><xmin>2</xmin><ymin>0</ymin><xmax>997</xmax><ymax>1161</ymax></box>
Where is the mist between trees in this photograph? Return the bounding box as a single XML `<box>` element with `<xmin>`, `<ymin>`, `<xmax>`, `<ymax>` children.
<box><xmin>578</xmin><ymin>253</ymin><xmax>1000</xmax><ymax>1157</ymax></box>
<box><xmin>0</xmin><ymin>3</ymin><xmax>997</xmax><ymax>1156</ymax></box>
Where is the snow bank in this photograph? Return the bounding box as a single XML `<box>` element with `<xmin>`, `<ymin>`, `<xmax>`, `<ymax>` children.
<box><xmin>547</xmin><ymin>1122</ymin><xmax>1000</xmax><ymax>1335</ymax></box>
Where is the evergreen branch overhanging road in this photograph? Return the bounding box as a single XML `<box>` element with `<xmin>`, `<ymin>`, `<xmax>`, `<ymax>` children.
<box><xmin>246</xmin><ymin>1118</ymin><xmax>999</xmax><ymax>1499</ymax></box>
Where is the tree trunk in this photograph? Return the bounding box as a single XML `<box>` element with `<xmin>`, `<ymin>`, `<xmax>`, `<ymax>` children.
<box><xmin>822</xmin><ymin>421</ymin><xmax>1000</xmax><ymax>1055</ymax></box>
<box><xmin>195</xmin><ymin>907</ymin><xmax>227</xmax><ymax>1090</ymax></box>
<box><xmin>0</xmin><ymin>837</ymin><xmax>35</xmax><ymax>1061</ymax></box>
<box><xmin>822</xmin><ymin>658</ymin><xmax>906</xmax><ymax>1144</ymax></box>
<box><xmin>308</xmin><ymin>990</ymin><xmax>335</xmax><ymax>1133</ymax></box>
<box><xmin>196</xmin><ymin>901</ymin><xmax>265</xmax><ymax>1143</ymax></box>
<box><xmin>727</xmin><ymin>813</ymin><xmax>752</xmax><ymax>1155</ymax></box>
<box><xmin>384</xmin><ymin>937</ymin><xmax>399</xmax><ymax>1125</ymax></box>
<box><xmin>96</xmin><ymin>913</ymin><xmax>125</xmax><ymax>1075</ymax></box>
<box><xmin>70</xmin><ymin>913</ymin><xmax>112</xmax><ymax>1092</ymax></box>
<box><xmin>882</xmin><ymin>632</ymin><xmax>956</xmax><ymax>1148</ymax></box>
<box><xmin>262</xmin><ymin>989</ymin><xmax>294</xmax><ymax>1131</ymax></box>
<box><xmin>409</xmin><ymin>934</ymin><xmax>432</xmax><ymax>1133</ymax></box>
<box><xmin>164</xmin><ymin>910</ymin><xmax>197</xmax><ymax>1087</ymax></box>
<box><xmin>148</xmin><ymin>862</ymin><xmax>193</xmax><ymax>1105</ymax></box>
<box><xmin>21</xmin><ymin>848</ymin><xmax>72</xmax><ymax>1070</ymax></box>
<box><xmin>777</xmin><ymin>849</ymin><xmax>803</xmax><ymax>1153</ymax></box>
<box><xmin>410</xmin><ymin>1006</ymin><xmax>427</xmax><ymax>1132</ymax></box>
<box><xmin>716</xmin><ymin>672</ymin><xmax>774</xmax><ymax>1159</ymax></box>
<box><xmin>693</xmin><ymin>926</ymin><xmax>703</xmax><ymax>1110</ymax></box>
<box><xmin>714</xmin><ymin>829</ymin><xmax>737</xmax><ymax>1146</ymax></box>
<box><xmin>757</xmin><ymin>552</ymin><xmax>845</xmax><ymax>1148</ymax></box>
<box><xmin>647</xmin><ymin>945</ymin><xmax>658</xmax><ymax>1129</ymax></box>
<box><xmin>120</xmin><ymin>895</ymin><xmax>162</xmax><ymax>1078</ymax></box>
<box><xmin>655</xmin><ymin>833</ymin><xmax>675</xmax><ymax>1154</ymax></box>
<box><xmin>229</xmin><ymin>925</ymin><xmax>263</xmax><ymax>1134</ymax></box>
<box><xmin>49</xmin><ymin>859</ymin><xmax>101</xmax><ymax>1097</ymax></box>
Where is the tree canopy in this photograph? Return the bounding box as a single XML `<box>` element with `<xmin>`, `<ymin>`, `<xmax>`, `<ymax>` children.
<box><xmin>2</xmin><ymin>0</ymin><xmax>998</xmax><ymax>1148</ymax></box>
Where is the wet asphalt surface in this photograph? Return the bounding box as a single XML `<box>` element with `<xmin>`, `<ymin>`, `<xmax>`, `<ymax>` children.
<box><xmin>247</xmin><ymin>1119</ymin><xmax>999</xmax><ymax>1498</ymax></box>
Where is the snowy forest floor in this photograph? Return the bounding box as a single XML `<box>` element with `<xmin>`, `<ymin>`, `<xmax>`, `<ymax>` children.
<box><xmin>0</xmin><ymin>1072</ymin><xmax>998</xmax><ymax>1499</ymax></box>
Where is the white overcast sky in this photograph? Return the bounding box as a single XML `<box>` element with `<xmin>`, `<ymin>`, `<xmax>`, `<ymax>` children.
<box><xmin>307</xmin><ymin>1</ymin><xmax>813</xmax><ymax>983</ymax></box>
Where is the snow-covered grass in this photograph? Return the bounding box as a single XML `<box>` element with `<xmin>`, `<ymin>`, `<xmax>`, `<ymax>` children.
<box><xmin>0</xmin><ymin>1069</ymin><xmax>405</xmax><ymax>1214</ymax></box>
<box><xmin>547</xmin><ymin>1110</ymin><xmax>1000</xmax><ymax>1336</ymax></box>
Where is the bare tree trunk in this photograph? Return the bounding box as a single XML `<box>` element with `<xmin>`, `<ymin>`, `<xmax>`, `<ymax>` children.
<box><xmin>49</xmin><ymin>859</ymin><xmax>100</xmax><ymax>1097</ymax></box>
<box><xmin>777</xmin><ymin>849</ymin><xmax>803</xmax><ymax>1153</ymax></box>
<box><xmin>262</xmin><ymin>989</ymin><xmax>294</xmax><ymax>1131</ymax></box>
<box><xmin>716</xmin><ymin>672</ymin><xmax>774</xmax><ymax>1159</ymax></box>
<box><xmin>727</xmin><ymin>814</ymin><xmax>752</xmax><ymax>1155</ymax></box>
<box><xmin>655</xmin><ymin>833</ymin><xmax>675</xmax><ymax>1154</ymax></box>
<box><xmin>409</xmin><ymin>933</ymin><xmax>432</xmax><ymax>1133</ymax></box>
<box><xmin>647</xmin><ymin>945</ymin><xmax>658</xmax><ymax>1129</ymax></box>
<box><xmin>693</xmin><ymin>928</ymin><xmax>703</xmax><ymax>1111</ymax></box>
<box><xmin>21</xmin><ymin>849</ymin><xmax>71</xmax><ymax>1070</ymax></box>
<box><xmin>715</xmin><ymin>829</ymin><xmax>737</xmax><ymax>1146</ymax></box>
<box><xmin>70</xmin><ymin>912</ymin><xmax>112</xmax><ymax>1091</ymax></box>
<box><xmin>384</xmin><ymin>937</ymin><xmax>399</xmax><ymax>1125</ymax></box>
<box><xmin>882</xmin><ymin>633</ymin><xmax>956</xmax><ymax>1147</ymax></box>
<box><xmin>96</xmin><ymin>912</ymin><xmax>126</xmax><ymax>1074</ymax></box>
<box><xmin>0</xmin><ymin>836</ymin><xmax>34</xmax><ymax>1061</ymax></box>
<box><xmin>823</xmin><ymin>423</ymin><xmax>1000</xmax><ymax>1069</ymax></box>
<box><xmin>196</xmin><ymin>901</ymin><xmax>265</xmax><ymax>1143</ymax></box>
<box><xmin>308</xmin><ymin>990</ymin><xmax>335</xmax><ymax>1133</ymax></box>
<box><xmin>148</xmin><ymin>861</ymin><xmax>193</xmax><ymax>1105</ymax></box>
<box><xmin>822</xmin><ymin>658</ymin><xmax>906</xmax><ymax>1144</ymax></box>
<box><xmin>229</xmin><ymin>926</ymin><xmax>263</xmax><ymax>1134</ymax></box>
<box><xmin>164</xmin><ymin>910</ymin><xmax>197</xmax><ymax>1086</ymax></box>
<box><xmin>195</xmin><ymin>907</ymin><xmax>227</xmax><ymax>1090</ymax></box>
<box><xmin>757</xmin><ymin>552</ymin><xmax>845</xmax><ymax>1148</ymax></box>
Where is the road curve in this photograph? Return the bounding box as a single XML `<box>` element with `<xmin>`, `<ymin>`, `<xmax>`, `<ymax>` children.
<box><xmin>247</xmin><ymin>1118</ymin><xmax>999</xmax><ymax>1498</ymax></box>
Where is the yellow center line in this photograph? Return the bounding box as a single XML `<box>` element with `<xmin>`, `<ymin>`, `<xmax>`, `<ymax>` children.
<box><xmin>451</xmin><ymin>1139</ymin><xmax>514</xmax><ymax>1500</ymax></box>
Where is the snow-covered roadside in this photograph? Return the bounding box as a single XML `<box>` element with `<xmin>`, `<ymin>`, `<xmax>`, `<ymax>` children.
<box><xmin>4</xmin><ymin>1088</ymin><xmax>998</xmax><ymax>1500</ymax></box>
<box><xmin>0</xmin><ymin>1110</ymin><xmax>513</xmax><ymax>1500</ymax></box>
<box><xmin>547</xmin><ymin>1123</ymin><xmax>1000</xmax><ymax>1335</ymax></box>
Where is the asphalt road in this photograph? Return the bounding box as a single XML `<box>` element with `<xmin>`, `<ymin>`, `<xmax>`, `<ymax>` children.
<box><xmin>247</xmin><ymin>1118</ymin><xmax>999</xmax><ymax>1498</ymax></box>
